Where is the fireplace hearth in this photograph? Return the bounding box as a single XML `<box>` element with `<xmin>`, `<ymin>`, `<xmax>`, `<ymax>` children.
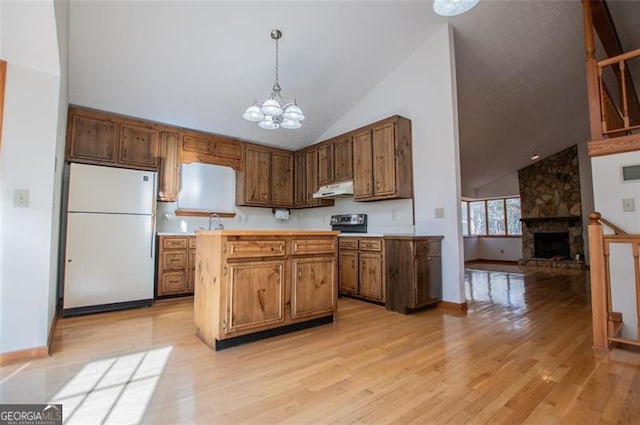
<box><xmin>534</xmin><ymin>232</ymin><xmax>570</xmax><ymax>259</ymax></box>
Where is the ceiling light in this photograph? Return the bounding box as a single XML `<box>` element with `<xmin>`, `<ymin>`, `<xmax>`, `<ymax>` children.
<box><xmin>243</xmin><ymin>29</ymin><xmax>305</xmax><ymax>130</ymax></box>
<box><xmin>530</xmin><ymin>153</ymin><xmax>540</xmax><ymax>161</ymax></box>
<box><xmin>433</xmin><ymin>0</ymin><xmax>479</xmax><ymax>17</ymax></box>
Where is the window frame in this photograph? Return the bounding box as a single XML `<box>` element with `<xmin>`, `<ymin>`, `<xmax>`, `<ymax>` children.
<box><xmin>461</xmin><ymin>196</ymin><xmax>522</xmax><ymax>238</ymax></box>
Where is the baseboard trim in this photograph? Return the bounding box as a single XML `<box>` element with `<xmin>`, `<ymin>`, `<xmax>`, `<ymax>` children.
<box><xmin>47</xmin><ymin>314</ymin><xmax>58</xmax><ymax>355</ymax></box>
<box><xmin>438</xmin><ymin>301</ymin><xmax>468</xmax><ymax>312</ymax></box>
<box><xmin>0</xmin><ymin>346</ymin><xmax>49</xmax><ymax>366</ymax></box>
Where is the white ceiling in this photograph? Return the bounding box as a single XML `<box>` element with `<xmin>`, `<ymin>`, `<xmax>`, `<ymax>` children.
<box><xmin>68</xmin><ymin>0</ymin><xmax>640</xmax><ymax>192</ymax></box>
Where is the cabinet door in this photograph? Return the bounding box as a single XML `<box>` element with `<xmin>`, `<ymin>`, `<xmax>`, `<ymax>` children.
<box><xmin>291</xmin><ymin>257</ymin><xmax>336</xmax><ymax>319</ymax></box>
<box><xmin>414</xmin><ymin>255</ymin><xmax>442</xmax><ymax>307</ymax></box>
<box><xmin>67</xmin><ymin>112</ymin><xmax>118</xmax><ymax>164</ymax></box>
<box><xmin>226</xmin><ymin>260</ymin><xmax>285</xmax><ymax>334</ymax></box>
<box><xmin>271</xmin><ymin>151</ymin><xmax>294</xmax><ymax>207</ymax></box>
<box><xmin>333</xmin><ymin>136</ymin><xmax>353</xmax><ymax>182</ymax></box>
<box><xmin>353</xmin><ymin>130</ymin><xmax>373</xmax><ymax>199</ymax></box>
<box><xmin>294</xmin><ymin>151</ymin><xmax>306</xmax><ymax>207</ymax></box>
<box><xmin>318</xmin><ymin>143</ymin><xmax>333</xmax><ymax>186</ymax></box>
<box><xmin>244</xmin><ymin>148</ymin><xmax>272</xmax><ymax>205</ymax></box>
<box><xmin>359</xmin><ymin>252</ymin><xmax>384</xmax><ymax>301</ymax></box>
<box><xmin>212</xmin><ymin>137</ymin><xmax>243</xmax><ymax>169</ymax></box>
<box><xmin>158</xmin><ymin>131</ymin><xmax>179</xmax><ymax>202</ymax></box>
<box><xmin>372</xmin><ymin>122</ymin><xmax>396</xmax><ymax>196</ymax></box>
<box><xmin>305</xmin><ymin>149</ymin><xmax>320</xmax><ymax>205</ymax></box>
<box><xmin>118</xmin><ymin>124</ymin><xmax>159</xmax><ymax>169</ymax></box>
<box><xmin>339</xmin><ymin>251</ymin><xmax>358</xmax><ymax>295</ymax></box>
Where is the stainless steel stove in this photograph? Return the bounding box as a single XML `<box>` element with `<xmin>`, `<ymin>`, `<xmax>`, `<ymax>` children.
<box><xmin>330</xmin><ymin>214</ymin><xmax>367</xmax><ymax>233</ymax></box>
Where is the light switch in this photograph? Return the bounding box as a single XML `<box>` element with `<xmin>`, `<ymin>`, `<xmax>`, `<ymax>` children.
<box><xmin>13</xmin><ymin>189</ymin><xmax>30</xmax><ymax>208</ymax></box>
<box><xmin>622</xmin><ymin>198</ymin><xmax>635</xmax><ymax>212</ymax></box>
<box><xmin>435</xmin><ymin>207</ymin><xmax>445</xmax><ymax>219</ymax></box>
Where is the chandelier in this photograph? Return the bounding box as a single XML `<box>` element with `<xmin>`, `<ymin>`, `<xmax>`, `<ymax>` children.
<box><xmin>243</xmin><ymin>29</ymin><xmax>305</xmax><ymax>130</ymax></box>
<box><xmin>433</xmin><ymin>0</ymin><xmax>479</xmax><ymax>16</ymax></box>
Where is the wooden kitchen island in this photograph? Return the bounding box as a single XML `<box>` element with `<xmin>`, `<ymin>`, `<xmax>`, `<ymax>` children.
<box><xmin>194</xmin><ymin>230</ymin><xmax>339</xmax><ymax>350</ymax></box>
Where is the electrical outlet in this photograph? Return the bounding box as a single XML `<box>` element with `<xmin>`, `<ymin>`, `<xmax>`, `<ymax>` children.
<box><xmin>622</xmin><ymin>198</ymin><xmax>635</xmax><ymax>212</ymax></box>
<box><xmin>13</xmin><ymin>189</ymin><xmax>29</xmax><ymax>208</ymax></box>
<box><xmin>435</xmin><ymin>207</ymin><xmax>445</xmax><ymax>219</ymax></box>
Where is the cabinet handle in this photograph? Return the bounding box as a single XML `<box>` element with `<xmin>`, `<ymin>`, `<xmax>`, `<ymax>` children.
<box><xmin>298</xmin><ymin>269</ymin><xmax>302</xmax><ymax>279</ymax></box>
<box><xmin>427</xmin><ymin>257</ymin><xmax>432</xmax><ymax>261</ymax></box>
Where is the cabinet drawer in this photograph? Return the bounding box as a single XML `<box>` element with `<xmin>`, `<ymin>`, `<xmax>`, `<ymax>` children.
<box><xmin>162</xmin><ymin>251</ymin><xmax>187</xmax><ymax>269</ymax></box>
<box><xmin>160</xmin><ymin>271</ymin><xmax>187</xmax><ymax>294</ymax></box>
<box><xmin>226</xmin><ymin>240</ymin><xmax>286</xmax><ymax>258</ymax></box>
<box><xmin>359</xmin><ymin>238</ymin><xmax>382</xmax><ymax>252</ymax></box>
<box><xmin>339</xmin><ymin>238</ymin><xmax>358</xmax><ymax>250</ymax></box>
<box><xmin>416</xmin><ymin>240</ymin><xmax>441</xmax><ymax>257</ymax></box>
<box><xmin>188</xmin><ymin>237</ymin><xmax>197</xmax><ymax>249</ymax></box>
<box><xmin>163</xmin><ymin>238</ymin><xmax>187</xmax><ymax>249</ymax></box>
<box><xmin>292</xmin><ymin>238</ymin><xmax>336</xmax><ymax>255</ymax></box>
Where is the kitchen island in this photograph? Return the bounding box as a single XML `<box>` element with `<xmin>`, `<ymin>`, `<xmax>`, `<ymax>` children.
<box><xmin>194</xmin><ymin>230</ymin><xmax>339</xmax><ymax>350</ymax></box>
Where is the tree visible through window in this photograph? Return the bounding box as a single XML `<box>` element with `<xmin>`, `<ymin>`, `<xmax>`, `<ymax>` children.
<box><xmin>461</xmin><ymin>197</ymin><xmax>521</xmax><ymax>236</ymax></box>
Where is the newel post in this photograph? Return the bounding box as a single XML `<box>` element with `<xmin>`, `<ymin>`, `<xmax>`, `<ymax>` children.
<box><xmin>588</xmin><ymin>212</ymin><xmax>609</xmax><ymax>351</ymax></box>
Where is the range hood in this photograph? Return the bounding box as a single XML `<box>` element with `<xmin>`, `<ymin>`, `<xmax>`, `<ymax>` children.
<box><xmin>312</xmin><ymin>181</ymin><xmax>354</xmax><ymax>199</ymax></box>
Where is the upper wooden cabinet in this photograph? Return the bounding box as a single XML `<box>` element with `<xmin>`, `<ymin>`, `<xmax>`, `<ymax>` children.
<box><xmin>118</xmin><ymin>124</ymin><xmax>159</xmax><ymax>169</ymax></box>
<box><xmin>67</xmin><ymin>111</ymin><xmax>119</xmax><ymax>164</ymax></box>
<box><xmin>318</xmin><ymin>143</ymin><xmax>333</xmax><ymax>186</ymax></box>
<box><xmin>295</xmin><ymin>147</ymin><xmax>334</xmax><ymax>209</ymax></box>
<box><xmin>158</xmin><ymin>131</ymin><xmax>179</xmax><ymax>202</ymax></box>
<box><xmin>67</xmin><ymin>108</ymin><xmax>160</xmax><ymax>171</ymax></box>
<box><xmin>353</xmin><ymin>116</ymin><xmax>413</xmax><ymax>201</ymax></box>
<box><xmin>236</xmin><ymin>145</ymin><xmax>294</xmax><ymax>208</ymax></box>
<box><xmin>178</xmin><ymin>130</ymin><xmax>243</xmax><ymax>170</ymax></box>
<box><xmin>333</xmin><ymin>136</ymin><xmax>353</xmax><ymax>182</ymax></box>
<box><xmin>271</xmin><ymin>151</ymin><xmax>294</xmax><ymax>207</ymax></box>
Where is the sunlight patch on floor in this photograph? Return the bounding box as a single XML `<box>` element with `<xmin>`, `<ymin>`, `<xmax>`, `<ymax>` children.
<box><xmin>49</xmin><ymin>346</ymin><xmax>172</xmax><ymax>424</ymax></box>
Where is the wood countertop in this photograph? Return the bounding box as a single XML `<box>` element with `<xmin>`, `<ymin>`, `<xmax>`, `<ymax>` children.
<box><xmin>195</xmin><ymin>230</ymin><xmax>340</xmax><ymax>237</ymax></box>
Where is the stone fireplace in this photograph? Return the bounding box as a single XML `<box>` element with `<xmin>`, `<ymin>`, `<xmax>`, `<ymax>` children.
<box><xmin>518</xmin><ymin>146</ymin><xmax>584</xmax><ymax>268</ymax></box>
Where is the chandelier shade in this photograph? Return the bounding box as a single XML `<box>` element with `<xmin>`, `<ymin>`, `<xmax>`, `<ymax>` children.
<box><xmin>433</xmin><ymin>0</ymin><xmax>479</xmax><ymax>16</ymax></box>
<box><xmin>243</xmin><ymin>29</ymin><xmax>305</xmax><ymax>130</ymax></box>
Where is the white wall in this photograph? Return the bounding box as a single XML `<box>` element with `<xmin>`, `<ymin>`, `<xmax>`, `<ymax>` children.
<box><xmin>578</xmin><ymin>141</ymin><xmax>594</xmax><ymax>264</ymax></box>
<box><xmin>592</xmin><ymin>150</ymin><xmax>640</xmax><ymax>340</ymax></box>
<box><xmin>463</xmin><ymin>237</ymin><xmax>522</xmax><ymax>262</ymax></box>
<box><xmin>0</xmin><ymin>0</ymin><xmax>62</xmax><ymax>354</ymax></box>
<box><xmin>303</xmin><ymin>24</ymin><xmax>465</xmax><ymax>304</ymax></box>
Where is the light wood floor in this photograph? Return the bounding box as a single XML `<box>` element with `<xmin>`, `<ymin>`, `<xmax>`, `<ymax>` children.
<box><xmin>2</xmin><ymin>265</ymin><xmax>640</xmax><ymax>424</ymax></box>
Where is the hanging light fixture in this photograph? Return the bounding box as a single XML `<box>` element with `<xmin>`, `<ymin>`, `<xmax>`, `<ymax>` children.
<box><xmin>433</xmin><ymin>0</ymin><xmax>479</xmax><ymax>17</ymax></box>
<box><xmin>243</xmin><ymin>29</ymin><xmax>305</xmax><ymax>130</ymax></box>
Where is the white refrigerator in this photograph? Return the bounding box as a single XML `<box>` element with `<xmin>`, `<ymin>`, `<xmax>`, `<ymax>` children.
<box><xmin>63</xmin><ymin>163</ymin><xmax>156</xmax><ymax>315</ymax></box>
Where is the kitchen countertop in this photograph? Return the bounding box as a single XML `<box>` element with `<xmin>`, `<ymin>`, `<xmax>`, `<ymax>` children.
<box><xmin>157</xmin><ymin>232</ymin><xmax>196</xmax><ymax>236</ymax></box>
<box><xmin>195</xmin><ymin>230</ymin><xmax>340</xmax><ymax>236</ymax></box>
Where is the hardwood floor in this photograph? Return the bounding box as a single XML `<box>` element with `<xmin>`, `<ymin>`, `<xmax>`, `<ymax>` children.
<box><xmin>1</xmin><ymin>265</ymin><xmax>640</xmax><ymax>424</ymax></box>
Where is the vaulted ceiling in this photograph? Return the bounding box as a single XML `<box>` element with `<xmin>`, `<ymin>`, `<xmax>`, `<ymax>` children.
<box><xmin>68</xmin><ymin>0</ymin><xmax>640</xmax><ymax>193</ymax></box>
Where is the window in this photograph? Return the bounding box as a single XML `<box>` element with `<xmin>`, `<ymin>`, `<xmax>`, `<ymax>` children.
<box><xmin>461</xmin><ymin>197</ymin><xmax>521</xmax><ymax>236</ymax></box>
<box><xmin>461</xmin><ymin>201</ymin><xmax>469</xmax><ymax>236</ymax></box>
<box><xmin>470</xmin><ymin>201</ymin><xmax>486</xmax><ymax>235</ymax></box>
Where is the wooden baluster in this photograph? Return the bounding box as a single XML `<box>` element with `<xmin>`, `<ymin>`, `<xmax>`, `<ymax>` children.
<box><xmin>582</xmin><ymin>0</ymin><xmax>604</xmax><ymax>140</ymax></box>
<box><xmin>633</xmin><ymin>242</ymin><xmax>640</xmax><ymax>341</ymax></box>
<box><xmin>620</xmin><ymin>61</ymin><xmax>630</xmax><ymax>129</ymax></box>
<box><xmin>598</xmin><ymin>66</ymin><xmax>607</xmax><ymax>132</ymax></box>
<box><xmin>588</xmin><ymin>212</ymin><xmax>609</xmax><ymax>351</ymax></box>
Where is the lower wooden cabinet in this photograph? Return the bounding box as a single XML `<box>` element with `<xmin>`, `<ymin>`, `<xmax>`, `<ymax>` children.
<box><xmin>156</xmin><ymin>235</ymin><xmax>196</xmax><ymax>297</ymax></box>
<box><xmin>338</xmin><ymin>237</ymin><xmax>385</xmax><ymax>303</ymax></box>
<box><xmin>194</xmin><ymin>232</ymin><xmax>338</xmax><ymax>349</ymax></box>
<box><xmin>385</xmin><ymin>236</ymin><xmax>443</xmax><ymax>313</ymax></box>
<box><xmin>226</xmin><ymin>260</ymin><xmax>285</xmax><ymax>334</ymax></box>
<box><xmin>291</xmin><ymin>256</ymin><xmax>336</xmax><ymax>319</ymax></box>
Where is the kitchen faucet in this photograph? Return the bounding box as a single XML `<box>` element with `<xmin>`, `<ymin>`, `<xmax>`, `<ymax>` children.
<box><xmin>209</xmin><ymin>213</ymin><xmax>224</xmax><ymax>230</ymax></box>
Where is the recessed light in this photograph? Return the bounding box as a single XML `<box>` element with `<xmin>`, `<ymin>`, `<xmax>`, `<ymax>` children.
<box><xmin>530</xmin><ymin>153</ymin><xmax>540</xmax><ymax>161</ymax></box>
